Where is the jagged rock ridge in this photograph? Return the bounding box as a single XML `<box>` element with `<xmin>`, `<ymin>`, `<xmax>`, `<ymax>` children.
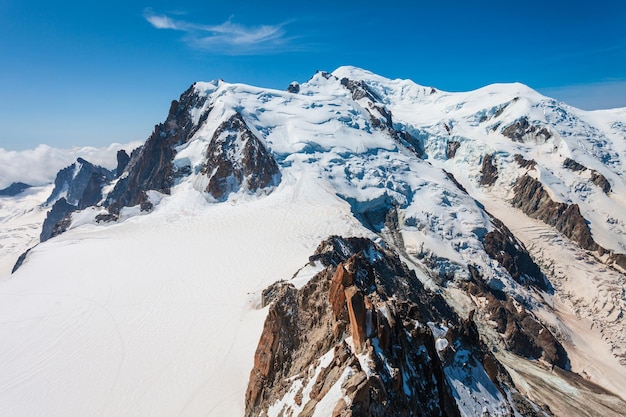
<box><xmin>201</xmin><ymin>113</ymin><xmax>281</xmax><ymax>200</ymax></box>
<box><xmin>40</xmin><ymin>158</ymin><xmax>114</xmax><ymax>242</ymax></box>
<box><xmin>106</xmin><ymin>84</ymin><xmax>210</xmax><ymax>211</ymax></box>
<box><xmin>246</xmin><ymin>236</ymin><xmax>549</xmax><ymax>417</ymax></box>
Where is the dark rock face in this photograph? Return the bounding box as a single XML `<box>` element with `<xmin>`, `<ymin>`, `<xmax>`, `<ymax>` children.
<box><xmin>514</xmin><ymin>154</ymin><xmax>536</xmax><ymax>170</ymax></box>
<box><xmin>590</xmin><ymin>171</ymin><xmax>611</xmax><ymax>193</ymax></box>
<box><xmin>0</xmin><ymin>182</ymin><xmax>31</xmax><ymax>197</ymax></box>
<box><xmin>201</xmin><ymin>113</ymin><xmax>281</xmax><ymax>200</ymax></box>
<box><xmin>502</xmin><ymin>117</ymin><xmax>552</xmax><ymax>142</ymax></box>
<box><xmin>40</xmin><ymin>198</ymin><xmax>76</xmax><ymax>242</ymax></box>
<box><xmin>287</xmin><ymin>81</ymin><xmax>300</xmax><ymax>94</ymax></box>
<box><xmin>563</xmin><ymin>157</ymin><xmax>587</xmax><ymax>172</ymax></box>
<box><xmin>11</xmin><ymin>246</ymin><xmax>35</xmax><ymax>273</ymax></box>
<box><xmin>340</xmin><ymin>77</ymin><xmax>381</xmax><ymax>102</ymax></box>
<box><xmin>511</xmin><ymin>175</ymin><xmax>626</xmax><ymax>268</ymax></box>
<box><xmin>464</xmin><ymin>266</ymin><xmax>569</xmax><ymax>369</ymax></box>
<box><xmin>106</xmin><ymin>84</ymin><xmax>209</xmax><ymax>211</ymax></box>
<box><xmin>511</xmin><ymin>175</ymin><xmax>598</xmax><ymax>251</ymax></box>
<box><xmin>479</xmin><ymin>153</ymin><xmax>499</xmax><ymax>186</ymax></box>
<box><xmin>116</xmin><ymin>150</ymin><xmax>130</xmax><ymax>177</ymax></box>
<box><xmin>483</xmin><ymin>217</ymin><xmax>549</xmax><ymax>291</ymax></box>
<box><xmin>46</xmin><ymin>158</ymin><xmax>114</xmax><ymax>208</ymax></box>
<box><xmin>246</xmin><ymin>236</ymin><xmax>541</xmax><ymax>417</ymax></box>
<box><xmin>446</xmin><ymin>141</ymin><xmax>460</xmax><ymax>159</ymax></box>
<box><xmin>40</xmin><ymin>158</ymin><xmax>115</xmax><ymax>242</ymax></box>
<box><xmin>563</xmin><ymin>158</ymin><xmax>611</xmax><ymax>193</ymax></box>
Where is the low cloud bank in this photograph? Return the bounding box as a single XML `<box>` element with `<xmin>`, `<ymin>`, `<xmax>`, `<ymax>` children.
<box><xmin>0</xmin><ymin>142</ymin><xmax>142</xmax><ymax>189</ymax></box>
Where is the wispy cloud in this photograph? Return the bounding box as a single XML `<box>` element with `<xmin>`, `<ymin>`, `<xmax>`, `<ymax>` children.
<box><xmin>143</xmin><ymin>9</ymin><xmax>293</xmax><ymax>55</ymax></box>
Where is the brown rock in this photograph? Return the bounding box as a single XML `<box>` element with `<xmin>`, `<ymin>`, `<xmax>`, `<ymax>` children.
<box><xmin>329</xmin><ymin>263</ymin><xmax>356</xmax><ymax>321</ymax></box>
<box><xmin>345</xmin><ymin>286</ymin><xmax>367</xmax><ymax>352</ymax></box>
<box><xmin>479</xmin><ymin>153</ymin><xmax>499</xmax><ymax>186</ymax></box>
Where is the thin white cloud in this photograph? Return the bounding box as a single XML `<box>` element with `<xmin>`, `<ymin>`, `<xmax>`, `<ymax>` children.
<box><xmin>145</xmin><ymin>13</ymin><xmax>178</xmax><ymax>30</ymax></box>
<box><xmin>0</xmin><ymin>142</ymin><xmax>142</xmax><ymax>189</ymax></box>
<box><xmin>143</xmin><ymin>9</ymin><xmax>291</xmax><ymax>55</ymax></box>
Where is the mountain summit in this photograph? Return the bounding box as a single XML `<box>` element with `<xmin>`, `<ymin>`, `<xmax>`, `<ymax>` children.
<box><xmin>2</xmin><ymin>67</ymin><xmax>626</xmax><ymax>417</ymax></box>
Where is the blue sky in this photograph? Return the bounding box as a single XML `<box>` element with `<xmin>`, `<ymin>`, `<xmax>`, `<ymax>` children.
<box><xmin>1</xmin><ymin>0</ymin><xmax>625</xmax><ymax>150</ymax></box>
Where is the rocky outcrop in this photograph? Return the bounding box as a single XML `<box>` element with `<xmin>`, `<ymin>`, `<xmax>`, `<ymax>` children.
<box><xmin>511</xmin><ymin>174</ymin><xmax>626</xmax><ymax>269</ymax></box>
<box><xmin>116</xmin><ymin>149</ymin><xmax>130</xmax><ymax>177</ymax></box>
<box><xmin>501</xmin><ymin>117</ymin><xmax>552</xmax><ymax>142</ymax></box>
<box><xmin>479</xmin><ymin>153</ymin><xmax>499</xmax><ymax>186</ymax></box>
<box><xmin>45</xmin><ymin>158</ymin><xmax>114</xmax><ymax>208</ymax></box>
<box><xmin>201</xmin><ymin>113</ymin><xmax>281</xmax><ymax>200</ymax></box>
<box><xmin>563</xmin><ymin>157</ymin><xmax>587</xmax><ymax>172</ymax></box>
<box><xmin>340</xmin><ymin>77</ymin><xmax>424</xmax><ymax>158</ymax></box>
<box><xmin>340</xmin><ymin>77</ymin><xmax>381</xmax><ymax>103</ymax></box>
<box><xmin>246</xmin><ymin>236</ymin><xmax>544</xmax><ymax>417</ymax></box>
<box><xmin>483</xmin><ymin>217</ymin><xmax>549</xmax><ymax>291</ymax></box>
<box><xmin>446</xmin><ymin>141</ymin><xmax>460</xmax><ymax>159</ymax></box>
<box><xmin>464</xmin><ymin>266</ymin><xmax>568</xmax><ymax>369</ymax></box>
<box><xmin>563</xmin><ymin>158</ymin><xmax>611</xmax><ymax>193</ymax></box>
<box><xmin>40</xmin><ymin>158</ymin><xmax>115</xmax><ymax>241</ymax></box>
<box><xmin>40</xmin><ymin>198</ymin><xmax>76</xmax><ymax>242</ymax></box>
<box><xmin>0</xmin><ymin>182</ymin><xmax>31</xmax><ymax>196</ymax></box>
<box><xmin>511</xmin><ymin>175</ymin><xmax>597</xmax><ymax>251</ymax></box>
<box><xmin>287</xmin><ymin>81</ymin><xmax>300</xmax><ymax>94</ymax></box>
<box><xmin>590</xmin><ymin>171</ymin><xmax>611</xmax><ymax>193</ymax></box>
<box><xmin>106</xmin><ymin>84</ymin><xmax>209</xmax><ymax>211</ymax></box>
<box><xmin>514</xmin><ymin>154</ymin><xmax>536</xmax><ymax>170</ymax></box>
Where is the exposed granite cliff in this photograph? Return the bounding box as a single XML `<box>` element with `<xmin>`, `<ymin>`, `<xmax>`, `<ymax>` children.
<box><xmin>339</xmin><ymin>77</ymin><xmax>424</xmax><ymax>158</ymax></box>
<box><xmin>201</xmin><ymin>113</ymin><xmax>281</xmax><ymax>201</ymax></box>
<box><xmin>511</xmin><ymin>174</ymin><xmax>624</xmax><ymax>270</ymax></box>
<box><xmin>106</xmin><ymin>84</ymin><xmax>209</xmax><ymax>212</ymax></box>
<box><xmin>245</xmin><ymin>236</ymin><xmax>547</xmax><ymax>417</ymax></box>
<box><xmin>501</xmin><ymin>117</ymin><xmax>552</xmax><ymax>142</ymax></box>
<box><xmin>511</xmin><ymin>175</ymin><xmax>597</xmax><ymax>251</ymax></box>
<box><xmin>40</xmin><ymin>158</ymin><xmax>114</xmax><ymax>242</ymax></box>
<box><xmin>479</xmin><ymin>153</ymin><xmax>499</xmax><ymax>186</ymax></box>
<box><xmin>563</xmin><ymin>158</ymin><xmax>611</xmax><ymax>194</ymax></box>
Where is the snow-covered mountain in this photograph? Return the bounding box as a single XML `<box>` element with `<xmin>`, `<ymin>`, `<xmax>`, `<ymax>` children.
<box><xmin>1</xmin><ymin>67</ymin><xmax>625</xmax><ymax>417</ymax></box>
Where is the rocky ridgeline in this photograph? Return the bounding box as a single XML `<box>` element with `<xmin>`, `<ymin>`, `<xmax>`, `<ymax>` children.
<box><xmin>245</xmin><ymin>236</ymin><xmax>548</xmax><ymax>417</ymax></box>
<box><xmin>40</xmin><ymin>157</ymin><xmax>117</xmax><ymax>242</ymax></box>
<box><xmin>501</xmin><ymin>116</ymin><xmax>552</xmax><ymax>143</ymax></box>
<box><xmin>338</xmin><ymin>75</ymin><xmax>424</xmax><ymax>158</ymax></box>
<box><xmin>511</xmin><ymin>174</ymin><xmax>626</xmax><ymax>270</ymax></box>
<box><xmin>106</xmin><ymin>84</ymin><xmax>210</xmax><ymax>212</ymax></box>
<box><xmin>563</xmin><ymin>157</ymin><xmax>611</xmax><ymax>194</ymax></box>
<box><xmin>201</xmin><ymin>113</ymin><xmax>281</xmax><ymax>201</ymax></box>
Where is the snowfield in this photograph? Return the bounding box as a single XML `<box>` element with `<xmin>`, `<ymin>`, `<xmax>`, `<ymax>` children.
<box><xmin>0</xmin><ymin>177</ymin><xmax>370</xmax><ymax>417</ymax></box>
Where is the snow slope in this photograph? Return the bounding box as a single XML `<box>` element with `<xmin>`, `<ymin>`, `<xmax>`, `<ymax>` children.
<box><xmin>0</xmin><ymin>177</ymin><xmax>369</xmax><ymax>417</ymax></box>
<box><xmin>0</xmin><ymin>185</ymin><xmax>52</xmax><ymax>277</ymax></box>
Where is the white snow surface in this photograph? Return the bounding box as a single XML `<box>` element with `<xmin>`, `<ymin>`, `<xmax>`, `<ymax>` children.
<box><xmin>0</xmin><ymin>185</ymin><xmax>52</xmax><ymax>277</ymax></box>
<box><xmin>1</xmin><ymin>66</ymin><xmax>626</xmax><ymax>416</ymax></box>
<box><xmin>0</xmin><ymin>179</ymin><xmax>368</xmax><ymax>417</ymax></box>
